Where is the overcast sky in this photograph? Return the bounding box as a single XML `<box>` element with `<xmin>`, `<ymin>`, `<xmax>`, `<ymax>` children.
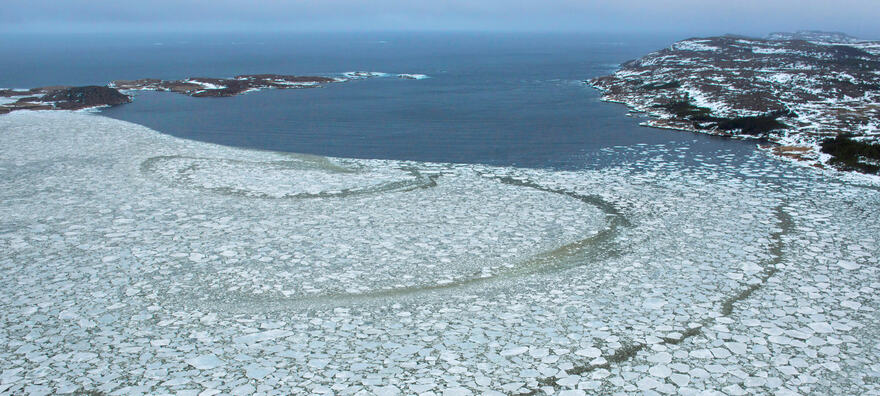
<box><xmin>2</xmin><ymin>0</ymin><xmax>878</xmax><ymax>38</ymax></box>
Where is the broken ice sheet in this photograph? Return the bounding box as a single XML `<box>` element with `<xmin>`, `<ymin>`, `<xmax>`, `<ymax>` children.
<box><xmin>0</xmin><ymin>111</ymin><xmax>877</xmax><ymax>395</ymax></box>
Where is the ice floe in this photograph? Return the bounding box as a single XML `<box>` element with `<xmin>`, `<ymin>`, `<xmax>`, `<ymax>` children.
<box><xmin>0</xmin><ymin>111</ymin><xmax>878</xmax><ymax>395</ymax></box>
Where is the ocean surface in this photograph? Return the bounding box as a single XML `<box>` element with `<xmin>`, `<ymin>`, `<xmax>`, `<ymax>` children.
<box><xmin>0</xmin><ymin>32</ymin><xmax>758</xmax><ymax>169</ymax></box>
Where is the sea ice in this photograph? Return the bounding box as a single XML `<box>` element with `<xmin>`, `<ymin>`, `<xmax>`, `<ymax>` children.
<box><xmin>186</xmin><ymin>354</ymin><xmax>225</xmax><ymax>370</ymax></box>
<box><xmin>0</xmin><ymin>111</ymin><xmax>877</xmax><ymax>395</ymax></box>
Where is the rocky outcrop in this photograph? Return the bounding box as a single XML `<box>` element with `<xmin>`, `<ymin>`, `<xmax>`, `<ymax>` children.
<box><xmin>590</xmin><ymin>33</ymin><xmax>880</xmax><ymax>173</ymax></box>
<box><xmin>40</xmin><ymin>86</ymin><xmax>132</xmax><ymax>110</ymax></box>
<box><xmin>0</xmin><ymin>86</ymin><xmax>131</xmax><ymax>112</ymax></box>
<box><xmin>1</xmin><ymin>71</ymin><xmax>417</xmax><ymax>115</ymax></box>
<box><xmin>110</xmin><ymin>75</ymin><xmax>339</xmax><ymax>97</ymax></box>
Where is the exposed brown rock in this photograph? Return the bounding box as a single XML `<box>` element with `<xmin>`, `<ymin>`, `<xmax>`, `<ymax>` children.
<box><xmin>111</xmin><ymin>79</ymin><xmax>164</xmax><ymax>90</ymax></box>
<box><xmin>110</xmin><ymin>74</ymin><xmax>339</xmax><ymax>98</ymax></box>
<box><xmin>40</xmin><ymin>86</ymin><xmax>132</xmax><ymax>110</ymax></box>
<box><xmin>2</xmin><ymin>72</ymin><xmax>395</xmax><ymax>115</ymax></box>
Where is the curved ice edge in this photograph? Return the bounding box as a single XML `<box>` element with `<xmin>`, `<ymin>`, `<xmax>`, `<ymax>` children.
<box><xmin>140</xmin><ymin>155</ymin><xmax>439</xmax><ymax>199</ymax></box>
<box><xmin>185</xmin><ymin>175</ymin><xmax>628</xmax><ymax>312</ymax></box>
<box><xmin>3</xmin><ymin>111</ymin><xmax>611</xmax><ymax>313</ymax></box>
<box><xmin>521</xmin><ymin>204</ymin><xmax>795</xmax><ymax>393</ymax></box>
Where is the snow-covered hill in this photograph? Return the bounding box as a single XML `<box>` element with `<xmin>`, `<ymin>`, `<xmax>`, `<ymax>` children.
<box><xmin>591</xmin><ymin>34</ymin><xmax>880</xmax><ymax>173</ymax></box>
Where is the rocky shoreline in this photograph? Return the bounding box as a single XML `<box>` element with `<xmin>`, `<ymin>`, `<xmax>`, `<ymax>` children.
<box><xmin>0</xmin><ymin>86</ymin><xmax>132</xmax><ymax>114</ymax></box>
<box><xmin>0</xmin><ymin>71</ymin><xmax>425</xmax><ymax>115</ymax></box>
<box><xmin>110</xmin><ymin>74</ymin><xmax>339</xmax><ymax>98</ymax></box>
<box><xmin>590</xmin><ymin>31</ymin><xmax>880</xmax><ymax>174</ymax></box>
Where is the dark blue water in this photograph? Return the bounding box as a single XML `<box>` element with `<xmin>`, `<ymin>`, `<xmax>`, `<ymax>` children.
<box><xmin>0</xmin><ymin>32</ymin><xmax>757</xmax><ymax>169</ymax></box>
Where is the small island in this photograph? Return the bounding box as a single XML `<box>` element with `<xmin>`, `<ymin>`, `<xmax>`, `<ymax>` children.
<box><xmin>590</xmin><ymin>31</ymin><xmax>880</xmax><ymax>174</ymax></box>
<box><xmin>0</xmin><ymin>72</ymin><xmax>426</xmax><ymax>115</ymax></box>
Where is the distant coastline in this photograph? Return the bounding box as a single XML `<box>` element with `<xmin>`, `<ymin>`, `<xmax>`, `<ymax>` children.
<box><xmin>0</xmin><ymin>71</ymin><xmax>428</xmax><ymax>114</ymax></box>
<box><xmin>590</xmin><ymin>31</ymin><xmax>880</xmax><ymax>175</ymax></box>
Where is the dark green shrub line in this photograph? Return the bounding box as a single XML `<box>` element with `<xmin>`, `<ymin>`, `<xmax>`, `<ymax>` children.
<box><xmin>641</xmin><ymin>81</ymin><xmax>681</xmax><ymax>90</ymax></box>
<box><xmin>715</xmin><ymin>111</ymin><xmax>790</xmax><ymax>135</ymax></box>
<box><xmin>653</xmin><ymin>101</ymin><xmax>792</xmax><ymax>136</ymax></box>
<box><xmin>821</xmin><ymin>135</ymin><xmax>880</xmax><ymax>174</ymax></box>
<box><xmin>654</xmin><ymin>101</ymin><xmax>713</xmax><ymax>120</ymax></box>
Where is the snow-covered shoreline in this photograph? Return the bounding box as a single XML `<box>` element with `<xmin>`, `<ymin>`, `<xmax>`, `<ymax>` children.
<box><xmin>0</xmin><ymin>71</ymin><xmax>430</xmax><ymax>114</ymax></box>
<box><xmin>590</xmin><ymin>35</ymin><xmax>880</xmax><ymax>176</ymax></box>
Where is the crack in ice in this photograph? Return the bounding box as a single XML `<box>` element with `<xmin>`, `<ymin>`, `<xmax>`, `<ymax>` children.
<box><xmin>190</xmin><ymin>175</ymin><xmax>629</xmax><ymax>312</ymax></box>
<box><xmin>522</xmin><ymin>203</ymin><xmax>793</xmax><ymax>393</ymax></box>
